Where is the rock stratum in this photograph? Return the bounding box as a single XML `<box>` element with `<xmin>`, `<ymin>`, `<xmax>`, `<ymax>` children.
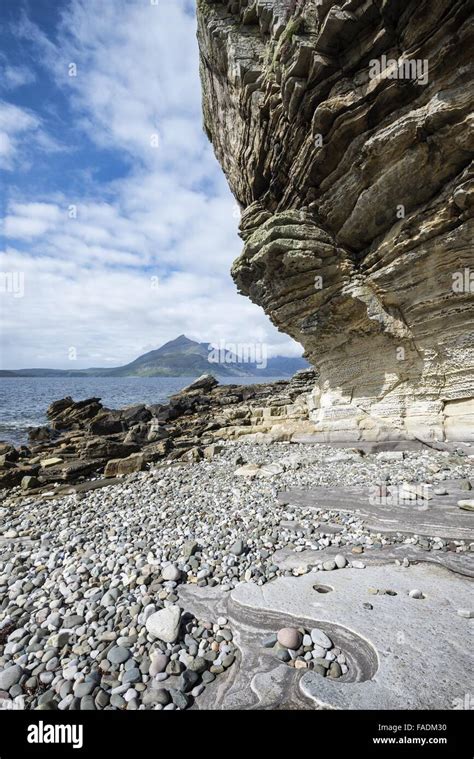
<box><xmin>196</xmin><ymin>0</ymin><xmax>474</xmax><ymax>442</ymax></box>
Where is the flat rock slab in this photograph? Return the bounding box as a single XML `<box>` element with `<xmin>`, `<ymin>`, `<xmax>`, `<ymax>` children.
<box><xmin>178</xmin><ymin>583</ymin><xmax>314</xmax><ymax>711</ymax></box>
<box><xmin>278</xmin><ymin>486</ymin><xmax>474</xmax><ymax>541</ymax></box>
<box><xmin>290</xmin><ymin>437</ymin><xmax>474</xmax><ymax>456</ymax></box>
<box><xmin>4</xmin><ymin>477</ymin><xmax>123</xmax><ymax>502</ymax></box>
<box><xmin>179</xmin><ymin>562</ymin><xmax>472</xmax><ymax>710</ymax></box>
<box><xmin>229</xmin><ymin>563</ymin><xmax>473</xmax><ymax>710</ymax></box>
<box><xmin>273</xmin><ymin>543</ymin><xmax>474</xmax><ymax>578</ymax></box>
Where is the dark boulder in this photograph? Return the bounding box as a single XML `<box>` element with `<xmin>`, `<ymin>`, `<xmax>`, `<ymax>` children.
<box><xmin>119</xmin><ymin>405</ymin><xmax>152</xmax><ymax>425</ymax></box>
<box><xmin>0</xmin><ymin>443</ymin><xmax>19</xmax><ymax>462</ymax></box>
<box><xmin>48</xmin><ymin>397</ymin><xmax>104</xmax><ymax>431</ymax></box>
<box><xmin>81</xmin><ymin>437</ymin><xmax>139</xmax><ymax>460</ymax></box>
<box><xmin>28</xmin><ymin>427</ymin><xmax>54</xmax><ymax>444</ymax></box>
<box><xmin>88</xmin><ymin>412</ymin><xmax>124</xmax><ymax>436</ymax></box>
<box><xmin>178</xmin><ymin>374</ymin><xmax>218</xmax><ymax>394</ymax></box>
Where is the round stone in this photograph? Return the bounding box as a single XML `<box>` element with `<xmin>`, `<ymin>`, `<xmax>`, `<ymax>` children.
<box><xmin>334</xmin><ymin>554</ymin><xmax>347</xmax><ymax>569</ymax></box>
<box><xmin>110</xmin><ymin>694</ymin><xmax>126</xmax><ymax>708</ymax></box>
<box><xmin>124</xmin><ymin>688</ymin><xmax>137</xmax><ymax>702</ymax></box>
<box><xmin>408</xmin><ymin>589</ymin><xmax>424</xmax><ymax>599</ymax></box>
<box><xmin>122</xmin><ymin>668</ymin><xmax>141</xmax><ymax>684</ymax></box>
<box><xmin>154</xmin><ymin>688</ymin><xmax>171</xmax><ymax>706</ymax></box>
<box><xmin>95</xmin><ymin>690</ymin><xmax>109</xmax><ymax>708</ymax></box>
<box><xmin>150</xmin><ymin>653</ymin><xmax>169</xmax><ymax>676</ymax></box>
<box><xmin>188</xmin><ymin>657</ymin><xmax>207</xmax><ymax>674</ymax></box>
<box><xmin>80</xmin><ymin>695</ymin><xmax>96</xmax><ymax>710</ymax></box>
<box><xmin>313</xmin><ymin>664</ymin><xmax>327</xmax><ymax>677</ymax></box>
<box><xmin>107</xmin><ymin>646</ymin><xmax>130</xmax><ymax>665</ymax></box>
<box><xmin>230</xmin><ymin>539</ymin><xmax>244</xmax><ymax>556</ymax></box>
<box><xmin>73</xmin><ymin>681</ymin><xmax>95</xmax><ymax>698</ymax></box>
<box><xmin>294</xmin><ymin>659</ymin><xmax>307</xmax><ymax>669</ymax></box>
<box><xmin>310</xmin><ymin>628</ymin><xmax>332</xmax><ymax>649</ymax></box>
<box><xmin>146</xmin><ymin>606</ymin><xmax>181</xmax><ymax>643</ymax></box>
<box><xmin>328</xmin><ymin>662</ymin><xmax>342</xmax><ymax>678</ymax></box>
<box><xmin>162</xmin><ymin>565</ymin><xmax>181</xmax><ymax>582</ymax></box>
<box><xmin>166</xmin><ymin>660</ymin><xmax>183</xmax><ymax>676</ymax></box>
<box><xmin>277</xmin><ymin>627</ymin><xmax>303</xmax><ymax>650</ymax></box>
<box><xmin>0</xmin><ymin>665</ymin><xmax>22</xmax><ymax>691</ymax></box>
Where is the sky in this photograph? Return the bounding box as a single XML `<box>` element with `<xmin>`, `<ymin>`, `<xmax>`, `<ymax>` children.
<box><xmin>0</xmin><ymin>0</ymin><xmax>302</xmax><ymax>370</ymax></box>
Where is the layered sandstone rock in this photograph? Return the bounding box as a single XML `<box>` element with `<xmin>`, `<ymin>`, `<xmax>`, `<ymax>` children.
<box><xmin>196</xmin><ymin>0</ymin><xmax>474</xmax><ymax>440</ymax></box>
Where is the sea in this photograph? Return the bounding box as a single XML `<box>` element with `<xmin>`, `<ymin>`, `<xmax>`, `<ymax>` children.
<box><xmin>0</xmin><ymin>376</ymin><xmax>285</xmax><ymax>446</ymax></box>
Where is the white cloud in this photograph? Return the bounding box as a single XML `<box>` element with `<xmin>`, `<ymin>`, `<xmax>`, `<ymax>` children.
<box><xmin>3</xmin><ymin>202</ymin><xmax>62</xmax><ymax>238</ymax></box>
<box><xmin>0</xmin><ymin>100</ymin><xmax>39</xmax><ymax>169</ymax></box>
<box><xmin>0</xmin><ymin>57</ymin><xmax>36</xmax><ymax>90</ymax></box>
<box><xmin>0</xmin><ymin>99</ymin><xmax>66</xmax><ymax>170</ymax></box>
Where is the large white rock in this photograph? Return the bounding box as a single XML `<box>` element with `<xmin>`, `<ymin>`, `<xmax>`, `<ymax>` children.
<box><xmin>162</xmin><ymin>564</ymin><xmax>181</xmax><ymax>582</ymax></box>
<box><xmin>234</xmin><ymin>464</ymin><xmax>261</xmax><ymax>478</ymax></box>
<box><xmin>259</xmin><ymin>462</ymin><xmax>285</xmax><ymax>477</ymax></box>
<box><xmin>145</xmin><ymin>606</ymin><xmax>181</xmax><ymax>643</ymax></box>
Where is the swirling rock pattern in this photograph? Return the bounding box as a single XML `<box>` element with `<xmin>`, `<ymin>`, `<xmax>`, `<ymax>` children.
<box><xmin>179</xmin><ymin>560</ymin><xmax>474</xmax><ymax>710</ymax></box>
<box><xmin>196</xmin><ymin>0</ymin><xmax>474</xmax><ymax>441</ymax></box>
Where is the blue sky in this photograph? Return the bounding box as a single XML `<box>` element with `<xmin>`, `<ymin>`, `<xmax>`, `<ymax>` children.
<box><xmin>0</xmin><ymin>0</ymin><xmax>301</xmax><ymax>370</ymax></box>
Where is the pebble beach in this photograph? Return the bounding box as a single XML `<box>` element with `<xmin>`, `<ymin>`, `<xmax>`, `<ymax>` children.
<box><xmin>1</xmin><ymin>441</ymin><xmax>473</xmax><ymax>710</ymax></box>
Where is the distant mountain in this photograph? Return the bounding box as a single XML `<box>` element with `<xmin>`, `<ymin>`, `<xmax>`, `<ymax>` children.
<box><xmin>0</xmin><ymin>335</ymin><xmax>309</xmax><ymax>378</ymax></box>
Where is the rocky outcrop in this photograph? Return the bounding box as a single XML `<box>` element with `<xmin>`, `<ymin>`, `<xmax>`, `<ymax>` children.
<box><xmin>0</xmin><ymin>371</ymin><xmax>318</xmax><ymax>493</ymax></box>
<box><xmin>196</xmin><ymin>0</ymin><xmax>474</xmax><ymax>441</ymax></box>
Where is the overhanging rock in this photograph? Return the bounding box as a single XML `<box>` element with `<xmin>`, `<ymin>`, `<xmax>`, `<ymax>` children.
<box><xmin>196</xmin><ymin>0</ymin><xmax>474</xmax><ymax>442</ymax></box>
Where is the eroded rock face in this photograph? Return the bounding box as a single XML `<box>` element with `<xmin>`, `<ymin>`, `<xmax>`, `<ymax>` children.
<box><xmin>196</xmin><ymin>0</ymin><xmax>474</xmax><ymax>441</ymax></box>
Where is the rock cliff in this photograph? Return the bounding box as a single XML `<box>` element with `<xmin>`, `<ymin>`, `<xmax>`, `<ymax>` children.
<box><xmin>196</xmin><ymin>0</ymin><xmax>474</xmax><ymax>441</ymax></box>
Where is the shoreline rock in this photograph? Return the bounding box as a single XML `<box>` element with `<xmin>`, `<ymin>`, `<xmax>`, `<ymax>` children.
<box><xmin>0</xmin><ymin>370</ymin><xmax>318</xmax><ymax>494</ymax></box>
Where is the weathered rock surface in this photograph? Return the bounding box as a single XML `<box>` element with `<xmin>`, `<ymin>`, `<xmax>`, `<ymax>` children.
<box><xmin>196</xmin><ymin>0</ymin><xmax>474</xmax><ymax>442</ymax></box>
<box><xmin>278</xmin><ymin>483</ymin><xmax>474</xmax><ymax>542</ymax></box>
<box><xmin>0</xmin><ymin>370</ymin><xmax>317</xmax><ymax>493</ymax></box>
<box><xmin>179</xmin><ymin>560</ymin><xmax>473</xmax><ymax>710</ymax></box>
